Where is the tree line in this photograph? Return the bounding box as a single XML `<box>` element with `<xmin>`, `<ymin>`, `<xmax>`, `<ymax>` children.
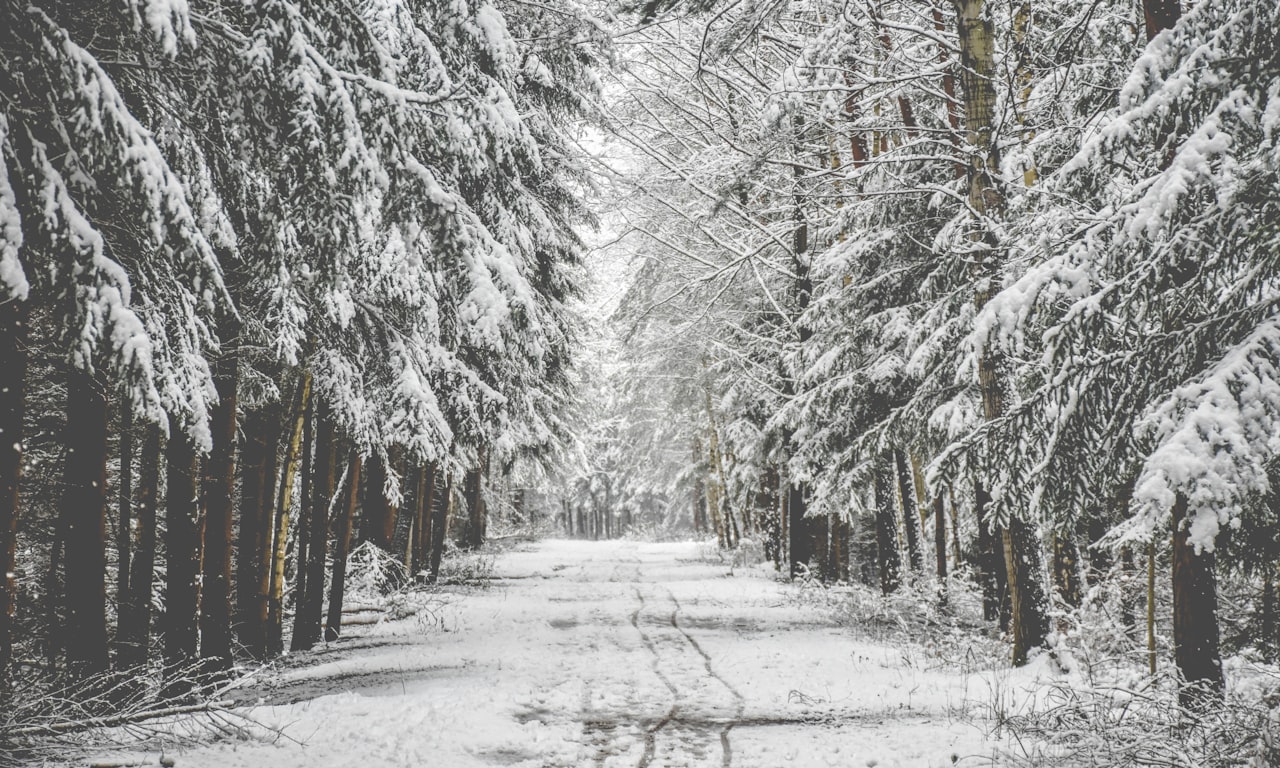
<box><xmin>599</xmin><ymin>0</ymin><xmax>1278</xmax><ymax>711</ymax></box>
<box><xmin>0</xmin><ymin>0</ymin><xmax>604</xmax><ymax>703</ymax></box>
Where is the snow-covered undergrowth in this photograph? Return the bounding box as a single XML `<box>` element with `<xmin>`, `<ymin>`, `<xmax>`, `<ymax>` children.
<box><xmin>0</xmin><ymin>660</ymin><xmax>264</xmax><ymax>764</ymax></box>
<box><xmin>47</xmin><ymin>539</ymin><xmax>1002</xmax><ymax>768</ymax></box>
<box><xmin>787</xmin><ymin>570</ymin><xmax>1004</xmax><ymax>675</ymax></box>
<box><xmin>988</xmin><ymin>662</ymin><xmax>1280</xmax><ymax>767</ymax></box>
<box><xmin>27</xmin><ymin>539</ymin><xmax>1280</xmax><ymax>768</ymax></box>
<box><xmin>785</xmin><ymin>567</ymin><xmax>1280</xmax><ymax>767</ymax></box>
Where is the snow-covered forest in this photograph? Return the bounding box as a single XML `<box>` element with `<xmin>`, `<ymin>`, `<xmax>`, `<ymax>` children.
<box><xmin>2</xmin><ymin>0</ymin><xmax>1279</xmax><ymax>764</ymax></box>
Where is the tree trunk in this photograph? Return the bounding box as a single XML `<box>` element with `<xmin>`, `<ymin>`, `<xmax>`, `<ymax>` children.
<box><xmin>955</xmin><ymin>0</ymin><xmax>1048</xmax><ymax>667</ymax></box>
<box><xmin>704</xmin><ymin>380</ymin><xmax>736</xmax><ymax>550</ymax></box>
<box><xmin>931</xmin><ymin>2</ymin><xmax>965</xmax><ymax>177</ymax></box>
<box><xmin>114</xmin><ymin>394</ymin><xmax>132</xmax><ymax>662</ymax></box>
<box><xmin>416</xmin><ymin>464</ymin><xmax>437</xmax><ymax>576</ymax></box>
<box><xmin>292</xmin><ymin>393</ymin><xmax>314</xmax><ymax>641</ymax></box>
<box><xmin>873</xmin><ymin>457</ymin><xmax>903</xmax><ymax>594</ymax></box>
<box><xmin>1148</xmin><ymin>539</ymin><xmax>1158</xmax><ymax>674</ymax></box>
<box><xmin>1052</xmin><ymin>532</ymin><xmax>1083</xmax><ymax>633</ymax></box>
<box><xmin>292</xmin><ymin>399</ymin><xmax>333</xmax><ymax>652</ymax></box>
<box><xmin>427</xmin><ymin>472</ymin><xmax>451</xmax><ymax>584</ymax></box>
<box><xmin>164</xmin><ymin>426</ymin><xmax>201</xmax><ymax>688</ymax></box>
<box><xmin>758</xmin><ymin>467</ymin><xmax>781</xmax><ymax>567</ymax></box>
<box><xmin>1004</xmin><ymin>516</ymin><xmax>1050</xmax><ymax>666</ymax></box>
<box><xmin>63</xmin><ymin>365</ymin><xmax>110</xmax><ymax>679</ymax></box>
<box><xmin>787</xmin><ymin>481</ymin><xmax>812</xmax><ymax>579</ymax></box>
<box><xmin>463</xmin><ymin>463</ymin><xmax>485</xmax><ymax>550</ymax></box>
<box><xmin>1085</xmin><ymin>513</ymin><xmax>1112</xmax><ymax>585</ymax></box>
<box><xmin>1120</xmin><ymin>545</ymin><xmax>1138</xmax><ymax>636</ymax></box>
<box><xmin>934</xmin><ymin>493</ymin><xmax>948</xmax><ymax>592</ymax></box>
<box><xmin>830</xmin><ymin>515</ymin><xmax>851</xmax><ymax>582</ymax></box>
<box><xmin>812</xmin><ymin>514</ymin><xmax>830</xmax><ymax>582</ymax></box>
<box><xmin>0</xmin><ymin>298</ymin><xmax>26</xmax><ymax>693</ymax></box>
<box><xmin>975</xmin><ymin>481</ymin><xmax>1009</xmax><ymax>627</ymax></box>
<box><xmin>1171</xmin><ymin>493</ymin><xmax>1223</xmax><ymax>710</ymax></box>
<box><xmin>360</xmin><ymin>454</ymin><xmax>397</xmax><ymax>551</ymax></box>
<box><xmin>117</xmin><ymin>425</ymin><xmax>159</xmax><ymax>669</ymax></box>
<box><xmin>693</xmin><ymin>474</ymin><xmax>706</xmax><ymax>534</ymax></box>
<box><xmin>1143</xmin><ymin>0</ymin><xmax>1180</xmax><ymax>40</ymax></box>
<box><xmin>403</xmin><ymin>465</ymin><xmax>424</xmax><ymax>570</ymax></box>
<box><xmin>894</xmin><ymin>451</ymin><xmax>923</xmax><ymax>573</ymax></box>
<box><xmin>325</xmin><ymin>451</ymin><xmax>362</xmax><ymax>642</ymax></box>
<box><xmin>1052</xmin><ymin>533</ymin><xmax>1083</xmax><ymax>608</ymax></box>
<box><xmin>267</xmin><ymin>373</ymin><xmax>311</xmax><ymax>656</ymax></box>
<box><xmin>948</xmin><ymin>486</ymin><xmax>963</xmax><ymax>569</ymax></box>
<box><xmin>237</xmin><ymin>405</ymin><xmax>276</xmax><ymax>659</ymax></box>
<box><xmin>199</xmin><ymin>353</ymin><xmax>238</xmax><ymax>673</ymax></box>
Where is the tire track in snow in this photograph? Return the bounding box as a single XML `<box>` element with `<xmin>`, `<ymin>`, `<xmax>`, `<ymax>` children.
<box><xmin>632</xmin><ymin>587</ymin><xmax>680</xmax><ymax>768</ymax></box>
<box><xmin>666</xmin><ymin>589</ymin><xmax>746</xmax><ymax>768</ymax></box>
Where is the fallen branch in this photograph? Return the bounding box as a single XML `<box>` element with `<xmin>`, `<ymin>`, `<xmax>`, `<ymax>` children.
<box><xmin>4</xmin><ymin>699</ymin><xmax>235</xmax><ymax>739</ymax></box>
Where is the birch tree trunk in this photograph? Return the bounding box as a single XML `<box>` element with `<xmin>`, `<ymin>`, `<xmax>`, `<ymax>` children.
<box><xmin>955</xmin><ymin>0</ymin><xmax>1048</xmax><ymax>665</ymax></box>
<box><xmin>267</xmin><ymin>373</ymin><xmax>311</xmax><ymax>656</ymax></box>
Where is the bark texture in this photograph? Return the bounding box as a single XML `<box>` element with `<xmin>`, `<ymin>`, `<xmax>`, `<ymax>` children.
<box><xmin>1171</xmin><ymin>494</ymin><xmax>1224</xmax><ymax>709</ymax></box>
<box><xmin>62</xmin><ymin>365</ymin><xmax>110</xmax><ymax>679</ymax></box>
<box><xmin>873</xmin><ymin>457</ymin><xmax>903</xmax><ymax>594</ymax></box>
<box><xmin>326</xmin><ymin>452</ymin><xmax>362</xmax><ymax>641</ymax></box>
<box><xmin>237</xmin><ymin>405</ymin><xmax>277</xmax><ymax>659</ymax></box>
<box><xmin>787</xmin><ymin>482</ymin><xmax>813</xmax><ymax>579</ymax></box>
<box><xmin>200</xmin><ymin>353</ymin><xmax>238</xmax><ymax>672</ymax></box>
<box><xmin>267</xmin><ymin>374</ymin><xmax>311</xmax><ymax>656</ymax></box>
<box><xmin>463</xmin><ymin>462</ymin><xmax>486</xmax><ymax>550</ymax></box>
<box><xmin>164</xmin><ymin>427</ymin><xmax>201</xmax><ymax>685</ymax></box>
<box><xmin>293</xmin><ymin>399</ymin><xmax>333</xmax><ymax>652</ymax></box>
<box><xmin>427</xmin><ymin>473</ymin><xmax>451</xmax><ymax>583</ymax></box>
<box><xmin>117</xmin><ymin>425</ymin><xmax>159</xmax><ymax>669</ymax></box>
<box><xmin>895</xmin><ymin>451</ymin><xmax>923</xmax><ymax>573</ymax></box>
<box><xmin>955</xmin><ymin>0</ymin><xmax>1049</xmax><ymax>666</ymax></box>
<box><xmin>0</xmin><ymin>298</ymin><xmax>25</xmax><ymax>692</ymax></box>
<box><xmin>360</xmin><ymin>454</ymin><xmax>397</xmax><ymax>551</ymax></box>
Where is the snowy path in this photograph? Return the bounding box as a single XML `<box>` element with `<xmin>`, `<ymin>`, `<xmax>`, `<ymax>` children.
<box><xmin>176</xmin><ymin>541</ymin><xmax>998</xmax><ymax>767</ymax></box>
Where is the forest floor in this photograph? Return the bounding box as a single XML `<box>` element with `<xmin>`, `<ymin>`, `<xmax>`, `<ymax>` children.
<box><xmin>74</xmin><ymin>540</ymin><xmax>1030</xmax><ymax>768</ymax></box>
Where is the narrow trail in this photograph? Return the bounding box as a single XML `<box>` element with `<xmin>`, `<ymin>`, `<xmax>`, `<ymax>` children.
<box><xmin>630</xmin><ymin>588</ymin><xmax>680</xmax><ymax>768</ymax></box>
<box><xmin>160</xmin><ymin>540</ymin><xmax>992</xmax><ymax>768</ymax></box>
<box><xmin>667</xmin><ymin>588</ymin><xmax>746</xmax><ymax>768</ymax></box>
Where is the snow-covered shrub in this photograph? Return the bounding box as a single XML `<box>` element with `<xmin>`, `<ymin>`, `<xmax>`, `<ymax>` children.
<box><xmin>995</xmin><ymin>669</ymin><xmax>1280</xmax><ymax>768</ymax></box>
<box><xmin>793</xmin><ymin>574</ymin><xmax>1004</xmax><ymax>670</ymax></box>
<box><xmin>343</xmin><ymin>542</ymin><xmax>409</xmax><ymax>600</ymax></box>
<box><xmin>434</xmin><ymin>545</ymin><xmax>496</xmax><ymax>587</ymax></box>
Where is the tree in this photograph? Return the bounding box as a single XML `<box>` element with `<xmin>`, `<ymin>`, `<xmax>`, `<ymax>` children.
<box><xmin>0</xmin><ymin>132</ymin><xmax>26</xmax><ymax>692</ymax></box>
<box><xmin>164</xmin><ymin>428</ymin><xmax>200</xmax><ymax>689</ymax></box>
<box><xmin>325</xmin><ymin>451</ymin><xmax>362</xmax><ymax>642</ymax></box>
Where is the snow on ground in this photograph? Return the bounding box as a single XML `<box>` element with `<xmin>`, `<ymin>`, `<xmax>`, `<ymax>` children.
<box><xmin>91</xmin><ymin>540</ymin><xmax>1015</xmax><ymax>767</ymax></box>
